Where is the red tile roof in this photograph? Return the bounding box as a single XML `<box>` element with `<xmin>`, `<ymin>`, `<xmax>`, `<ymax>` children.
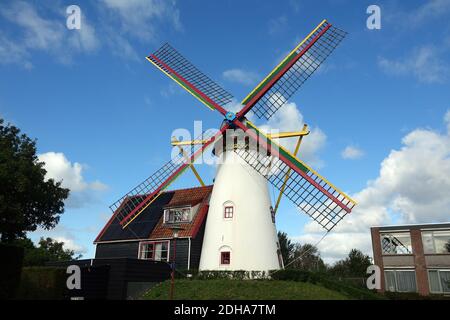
<box><xmin>149</xmin><ymin>185</ymin><xmax>212</xmax><ymax>239</ymax></box>
<box><xmin>165</xmin><ymin>185</ymin><xmax>212</xmax><ymax>207</ymax></box>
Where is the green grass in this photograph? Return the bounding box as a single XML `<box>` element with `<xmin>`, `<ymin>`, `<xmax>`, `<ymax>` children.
<box><xmin>143</xmin><ymin>280</ymin><xmax>351</xmax><ymax>300</ymax></box>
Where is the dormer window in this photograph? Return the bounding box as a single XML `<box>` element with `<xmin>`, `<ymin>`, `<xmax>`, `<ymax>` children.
<box><xmin>164</xmin><ymin>206</ymin><xmax>191</xmax><ymax>224</ymax></box>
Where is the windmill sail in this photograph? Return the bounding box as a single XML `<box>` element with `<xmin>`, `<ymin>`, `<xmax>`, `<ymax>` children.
<box><xmin>147</xmin><ymin>43</ymin><xmax>234</xmax><ymax>112</ymax></box>
<box><xmin>110</xmin><ymin>129</ymin><xmax>223</xmax><ymax>228</ymax></box>
<box><xmin>234</xmin><ymin>121</ymin><xmax>355</xmax><ymax>231</ymax></box>
<box><xmin>239</xmin><ymin>20</ymin><xmax>347</xmax><ymax>120</ymax></box>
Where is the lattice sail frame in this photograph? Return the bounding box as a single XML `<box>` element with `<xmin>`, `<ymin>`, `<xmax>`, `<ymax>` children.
<box><xmin>110</xmin><ymin>129</ymin><xmax>221</xmax><ymax>228</ymax></box>
<box><xmin>147</xmin><ymin>43</ymin><xmax>234</xmax><ymax>112</ymax></box>
<box><xmin>234</xmin><ymin>121</ymin><xmax>356</xmax><ymax>231</ymax></box>
<box><xmin>241</xmin><ymin>20</ymin><xmax>347</xmax><ymax>120</ymax></box>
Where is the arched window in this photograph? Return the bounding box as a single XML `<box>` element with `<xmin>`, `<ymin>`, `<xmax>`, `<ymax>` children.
<box><xmin>219</xmin><ymin>245</ymin><xmax>232</xmax><ymax>265</ymax></box>
<box><xmin>223</xmin><ymin>201</ymin><xmax>234</xmax><ymax>219</ymax></box>
<box><xmin>220</xmin><ymin>252</ymin><xmax>230</xmax><ymax>265</ymax></box>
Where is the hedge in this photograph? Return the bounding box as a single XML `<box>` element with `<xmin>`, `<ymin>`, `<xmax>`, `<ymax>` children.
<box><xmin>175</xmin><ymin>269</ymin><xmax>269</xmax><ymax>280</ymax></box>
<box><xmin>16</xmin><ymin>267</ymin><xmax>67</xmax><ymax>300</ymax></box>
<box><xmin>270</xmin><ymin>269</ymin><xmax>384</xmax><ymax>300</ymax></box>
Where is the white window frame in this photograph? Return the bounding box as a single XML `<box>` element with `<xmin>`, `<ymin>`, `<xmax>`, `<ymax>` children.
<box><xmin>163</xmin><ymin>206</ymin><xmax>192</xmax><ymax>224</ymax></box>
<box><xmin>384</xmin><ymin>269</ymin><xmax>417</xmax><ymax>293</ymax></box>
<box><xmin>138</xmin><ymin>240</ymin><xmax>170</xmax><ymax>262</ymax></box>
<box><xmin>428</xmin><ymin>269</ymin><xmax>450</xmax><ymax>294</ymax></box>
<box><xmin>380</xmin><ymin>232</ymin><xmax>413</xmax><ymax>255</ymax></box>
<box><xmin>422</xmin><ymin>230</ymin><xmax>450</xmax><ymax>254</ymax></box>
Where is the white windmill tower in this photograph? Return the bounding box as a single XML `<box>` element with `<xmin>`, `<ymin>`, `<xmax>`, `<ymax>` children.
<box><xmin>198</xmin><ymin>127</ymin><xmax>282</xmax><ymax>271</ymax></box>
<box><xmin>110</xmin><ymin>20</ymin><xmax>356</xmax><ymax>272</ymax></box>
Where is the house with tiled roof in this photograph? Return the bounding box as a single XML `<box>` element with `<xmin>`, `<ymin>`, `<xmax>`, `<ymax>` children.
<box><xmin>94</xmin><ymin>185</ymin><xmax>212</xmax><ymax>270</ymax></box>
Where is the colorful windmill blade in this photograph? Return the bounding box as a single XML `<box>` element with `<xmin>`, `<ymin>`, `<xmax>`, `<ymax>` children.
<box><xmin>147</xmin><ymin>43</ymin><xmax>234</xmax><ymax>112</ymax></box>
<box><xmin>238</xmin><ymin>20</ymin><xmax>347</xmax><ymax>121</ymax></box>
<box><xmin>109</xmin><ymin>129</ymin><xmax>225</xmax><ymax>228</ymax></box>
<box><xmin>234</xmin><ymin>121</ymin><xmax>356</xmax><ymax>231</ymax></box>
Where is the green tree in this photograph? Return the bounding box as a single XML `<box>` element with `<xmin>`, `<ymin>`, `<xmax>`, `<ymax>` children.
<box><xmin>278</xmin><ymin>231</ymin><xmax>295</xmax><ymax>266</ymax></box>
<box><xmin>0</xmin><ymin>119</ymin><xmax>69</xmax><ymax>242</ymax></box>
<box><xmin>290</xmin><ymin>243</ymin><xmax>326</xmax><ymax>271</ymax></box>
<box><xmin>14</xmin><ymin>237</ymin><xmax>81</xmax><ymax>266</ymax></box>
<box><xmin>330</xmin><ymin>249</ymin><xmax>372</xmax><ymax>277</ymax></box>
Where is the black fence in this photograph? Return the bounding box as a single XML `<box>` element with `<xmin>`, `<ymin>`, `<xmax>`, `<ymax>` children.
<box><xmin>48</xmin><ymin>258</ymin><xmax>171</xmax><ymax>300</ymax></box>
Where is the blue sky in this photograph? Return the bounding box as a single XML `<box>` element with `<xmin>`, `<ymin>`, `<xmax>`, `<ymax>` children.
<box><xmin>1</xmin><ymin>0</ymin><xmax>449</xmax><ymax>262</ymax></box>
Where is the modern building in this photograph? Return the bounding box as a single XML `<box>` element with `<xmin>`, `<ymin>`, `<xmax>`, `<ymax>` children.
<box><xmin>371</xmin><ymin>222</ymin><xmax>450</xmax><ymax>295</ymax></box>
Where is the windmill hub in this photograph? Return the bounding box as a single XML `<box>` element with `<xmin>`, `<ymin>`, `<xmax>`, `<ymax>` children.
<box><xmin>225</xmin><ymin>111</ymin><xmax>237</xmax><ymax>122</ymax></box>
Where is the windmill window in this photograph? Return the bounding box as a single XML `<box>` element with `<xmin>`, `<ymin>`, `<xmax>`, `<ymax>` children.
<box><xmin>220</xmin><ymin>251</ymin><xmax>231</xmax><ymax>265</ymax></box>
<box><xmin>380</xmin><ymin>232</ymin><xmax>412</xmax><ymax>255</ymax></box>
<box><xmin>164</xmin><ymin>207</ymin><xmax>191</xmax><ymax>224</ymax></box>
<box><xmin>139</xmin><ymin>241</ymin><xmax>169</xmax><ymax>262</ymax></box>
<box><xmin>224</xmin><ymin>206</ymin><xmax>234</xmax><ymax>219</ymax></box>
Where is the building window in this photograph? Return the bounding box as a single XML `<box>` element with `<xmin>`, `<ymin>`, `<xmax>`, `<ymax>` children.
<box><xmin>224</xmin><ymin>206</ymin><xmax>233</xmax><ymax>219</ymax></box>
<box><xmin>384</xmin><ymin>270</ymin><xmax>417</xmax><ymax>292</ymax></box>
<box><xmin>380</xmin><ymin>232</ymin><xmax>412</xmax><ymax>255</ymax></box>
<box><xmin>220</xmin><ymin>251</ymin><xmax>231</xmax><ymax>265</ymax></box>
<box><xmin>164</xmin><ymin>207</ymin><xmax>191</xmax><ymax>224</ymax></box>
<box><xmin>422</xmin><ymin>230</ymin><xmax>450</xmax><ymax>254</ymax></box>
<box><xmin>139</xmin><ymin>241</ymin><xmax>169</xmax><ymax>262</ymax></box>
<box><xmin>428</xmin><ymin>270</ymin><xmax>450</xmax><ymax>293</ymax></box>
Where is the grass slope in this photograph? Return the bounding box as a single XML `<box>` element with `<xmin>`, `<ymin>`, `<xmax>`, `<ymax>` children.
<box><xmin>143</xmin><ymin>280</ymin><xmax>350</xmax><ymax>300</ymax></box>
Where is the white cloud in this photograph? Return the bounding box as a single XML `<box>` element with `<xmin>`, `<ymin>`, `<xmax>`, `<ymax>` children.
<box><xmin>341</xmin><ymin>145</ymin><xmax>364</xmax><ymax>160</ymax></box>
<box><xmin>258</xmin><ymin>101</ymin><xmax>327</xmax><ymax>168</ymax></box>
<box><xmin>223</xmin><ymin>68</ymin><xmax>260</xmax><ymax>86</ymax></box>
<box><xmin>100</xmin><ymin>0</ymin><xmax>182</xmax><ymax>41</ymax></box>
<box><xmin>414</xmin><ymin>0</ymin><xmax>450</xmax><ymax>22</ymax></box>
<box><xmin>392</xmin><ymin>0</ymin><xmax>450</xmax><ymax>28</ymax></box>
<box><xmin>0</xmin><ymin>1</ymin><xmax>99</xmax><ymax>67</ymax></box>
<box><xmin>38</xmin><ymin>152</ymin><xmax>107</xmax><ymax>208</ymax></box>
<box><xmin>30</xmin><ymin>225</ymin><xmax>87</xmax><ymax>255</ymax></box>
<box><xmin>160</xmin><ymin>82</ymin><xmax>184</xmax><ymax>98</ymax></box>
<box><xmin>97</xmin><ymin>0</ymin><xmax>182</xmax><ymax>61</ymax></box>
<box><xmin>268</xmin><ymin>16</ymin><xmax>288</xmax><ymax>36</ymax></box>
<box><xmin>53</xmin><ymin>236</ymin><xmax>85</xmax><ymax>253</ymax></box>
<box><xmin>0</xmin><ymin>1</ymin><xmax>182</xmax><ymax>66</ymax></box>
<box><xmin>378</xmin><ymin>46</ymin><xmax>449</xmax><ymax>84</ymax></box>
<box><xmin>296</xmin><ymin>110</ymin><xmax>450</xmax><ymax>264</ymax></box>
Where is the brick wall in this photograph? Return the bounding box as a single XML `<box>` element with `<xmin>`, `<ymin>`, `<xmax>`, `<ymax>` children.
<box><xmin>410</xmin><ymin>229</ymin><xmax>429</xmax><ymax>295</ymax></box>
<box><xmin>370</xmin><ymin>227</ymin><xmax>385</xmax><ymax>292</ymax></box>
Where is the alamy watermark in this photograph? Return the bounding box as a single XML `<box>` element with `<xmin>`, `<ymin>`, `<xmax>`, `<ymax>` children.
<box><xmin>366</xmin><ymin>5</ymin><xmax>381</xmax><ymax>30</ymax></box>
<box><xmin>66</xmin><ymin>5</ymin><xmax>81</xmax><ymax>30</ymax></box>
<box><xmin>366</xmin><ymin>265</ymin><xmax>381</xmax><ymax>290</ymax></box>
<box><xmin>66</xmin><ymin>265</ymin><xmax>81</xmax><ymax>290</ymax></box>
<box><xmin>170</xmin><ymin>121</ymin><xmax>281</xmax><ymax>167</ymax></box>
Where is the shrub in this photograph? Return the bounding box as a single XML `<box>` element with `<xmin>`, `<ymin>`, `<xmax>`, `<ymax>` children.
<box><xmin>270</xmin><ymin>269</ymin><xmax>383</xmax><ymax>300</ymax></box>
<box><xmin>269</xmin><ymin>269</ymin><xmax>321</xmax><ymax>283</ymax></box>
<box><xmin>16</xmin><ymin>267</ymin><xmax>67</xmax><ymax>300</ymax></box>
<box><xmin>383</xmin><ymin>291</ymin><xmax>450</xmax><ymax>300</ymax></box>
<box><xmin>176</xmin><ymin>270</ymin><xmax>269</xmax><ymax>280</ymax></box>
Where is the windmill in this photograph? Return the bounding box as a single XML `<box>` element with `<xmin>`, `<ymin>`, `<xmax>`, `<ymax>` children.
<box><xmin>109</xmin><ymin>19</ymin><xmax>356</xmax><ymax>271</ymax></box>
